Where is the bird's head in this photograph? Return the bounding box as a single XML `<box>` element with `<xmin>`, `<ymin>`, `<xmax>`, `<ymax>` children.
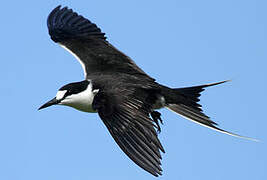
<box><xmin>38</xmin><ymin>80</ymin><xmax>98</xmax><ymax>112</ymax></box>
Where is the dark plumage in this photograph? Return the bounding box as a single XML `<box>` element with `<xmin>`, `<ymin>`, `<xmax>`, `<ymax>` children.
<box><xmin>47</xmin><ymin>6</ymin><xmax>148</xmax><ymax>78</ymax></box>
<box><xmin>40</xmin><ymin>5</ymin><xmax>255</xmax><ymax>177</ymax></box>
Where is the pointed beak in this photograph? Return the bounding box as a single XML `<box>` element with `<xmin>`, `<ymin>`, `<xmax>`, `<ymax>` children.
<box><xmin>38</xmin><ymin>97</ymin><xmax>60</xmax><ymax>110</ymax></box>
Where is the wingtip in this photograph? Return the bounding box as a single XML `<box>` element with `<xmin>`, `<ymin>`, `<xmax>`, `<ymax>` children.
<box><xmin>47</xmin><ymin>5</ymin><xmax>61</xmax><ymax>27</ymax></box>
<box><xmin>50</xmin><ymin>5</ymin><xmax>63</xmax><ymax>15</ymax></box>
<box><xmin>47</xmin><ymin>5</ymin><xmax>106</xmax><ymax>42</ymax></box>
<box><xmin>55</xmin><ymin>5</ymin><xmax>62</xmax><ymax>10</ymax></box>
<box><xmin>54</xmin><ymin>5</ymin><xmax>70</xmax><ymax>12</ymax></box>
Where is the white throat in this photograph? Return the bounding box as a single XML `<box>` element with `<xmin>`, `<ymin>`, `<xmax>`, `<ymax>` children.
<box><xmin>59</xmin><ymin>83</ymin><xmax>99</xmax><ymax>113</ymax></box>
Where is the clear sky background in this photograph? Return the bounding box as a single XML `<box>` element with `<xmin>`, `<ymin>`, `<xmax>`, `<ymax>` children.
<box><xmin>1</xmin><ymin>0</ymin><xmax>266</xmax><ymax>179</ymax></box>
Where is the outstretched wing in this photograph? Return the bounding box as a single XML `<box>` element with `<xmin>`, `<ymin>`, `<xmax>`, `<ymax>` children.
<box><xmin>47</xmin><ymin>6</ymin><xmax>150</xmax><ymax>79</ymax></box>
<box><xmin>92</xmin><ymin>90</ymin><xmax>165</xmax><ymax>177</ymax></box>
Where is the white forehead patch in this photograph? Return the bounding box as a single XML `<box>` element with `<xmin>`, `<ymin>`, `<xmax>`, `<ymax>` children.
<box><xmin>56</xmin><ymin>90</ymin><xmax>67</xmax><ymax>100</ymax></box>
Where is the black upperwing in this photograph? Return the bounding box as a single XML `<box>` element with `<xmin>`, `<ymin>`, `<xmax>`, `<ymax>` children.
<box><xmin>47</xmin><ymin>6</ymin><xmax>151</xmax><ymax>79</ymax></box>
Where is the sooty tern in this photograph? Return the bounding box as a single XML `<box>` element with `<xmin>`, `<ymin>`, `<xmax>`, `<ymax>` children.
<box><xmin>39</xmin><ymin>5</ymin><xmax>256</xmax><ymax>177</ymax></box>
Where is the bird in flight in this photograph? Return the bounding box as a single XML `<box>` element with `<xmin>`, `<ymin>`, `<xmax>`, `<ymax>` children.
<box><xmin>39</xmin><ymin>5</ymin><xmax>256</xmax><ymax>177</ymax></box>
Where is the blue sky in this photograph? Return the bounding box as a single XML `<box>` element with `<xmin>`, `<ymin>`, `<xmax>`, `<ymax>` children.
<box><xmin>1</xmin><ymin>0</ymin><xmax>266</xmax><ymax>179</ymax></box>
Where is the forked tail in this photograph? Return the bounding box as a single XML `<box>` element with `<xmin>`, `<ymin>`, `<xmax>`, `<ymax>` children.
<box><xmin>165</xmin><ymin>80</ymin><xmax>258</xmax><ymax>141</ymax></box>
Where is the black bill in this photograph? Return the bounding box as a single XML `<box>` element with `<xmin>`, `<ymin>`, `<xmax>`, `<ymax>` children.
<box><xmin>38</xmin><ymin>97</ymin><xmax>59</xmax><ymax>110</ymax></box>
